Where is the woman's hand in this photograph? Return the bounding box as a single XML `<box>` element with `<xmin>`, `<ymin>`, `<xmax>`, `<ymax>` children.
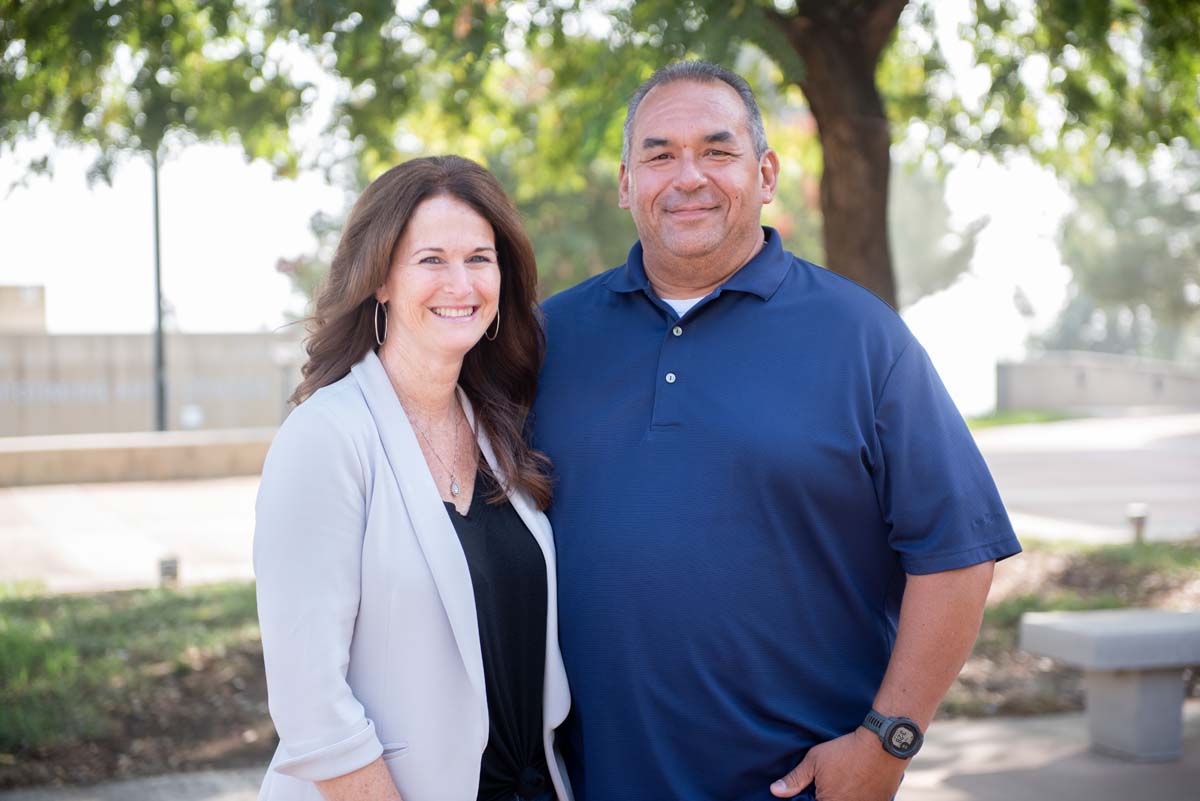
<box><xmin>316</xmin><ymin>757</ymin><xmax>404</xmax><ymax>801</ymax></box>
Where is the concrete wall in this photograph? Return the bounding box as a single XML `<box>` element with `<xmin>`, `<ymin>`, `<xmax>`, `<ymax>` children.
<box><xmin>0</xmin><ymin>332</ymin><xmax>305</xmax><ymax>437</ymax></box>
<box><xmin>997</xmin><ymin>351</ymin><xmax>1200</xmax><ymax>412</ymax></box>
<box><xmin>0</xmin><ymin>428</ymin><xmax>274</xmax><ymax>486</ymax></box>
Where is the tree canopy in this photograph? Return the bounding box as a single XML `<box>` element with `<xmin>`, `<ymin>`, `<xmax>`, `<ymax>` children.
<box><xmin>259</xmin><ymin>0</ymin><xmax>1200</xmax><ymax>306</ymax></box>
<box><xmin>1040</xmin><ymin>148</ymin><xmax>1200</xmax><ymax>360</ymax></box>
<box><xmin>963</xmin><ymin>0</ymin><xmax>1200</xmax><ymax>164</ymax></box>
<box><xmin>4</xmin><ymin>0</ymin><xmax>1198</xmax><ymax>309</ymax></box>
<box><xmin>0</xmin><ymin>0</ymin><xmax>309</xmax><ymax>178</ymax></box>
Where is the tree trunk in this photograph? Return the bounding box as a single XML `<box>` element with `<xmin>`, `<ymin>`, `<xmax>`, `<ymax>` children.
<box><xmin>770</xmin><ymin>2</ymin><xmax>907</xmax><ymax>309</ymax></box>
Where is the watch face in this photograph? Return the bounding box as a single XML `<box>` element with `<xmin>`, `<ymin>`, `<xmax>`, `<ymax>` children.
<box><xmin>889</xmin><ymin>724</ymin><xmax>917</xmax><ymax>753</ymax></box>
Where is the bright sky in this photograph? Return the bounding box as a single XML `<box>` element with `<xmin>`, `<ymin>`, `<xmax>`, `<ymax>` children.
<box><xmin>0</xmin><ymin>140</ymin><xmax>346</xmax><ymax>334</ymax></box>
<box><xmin>905</xmin><ymin>154</ymin><xmax>1073</xmax><ymax>415</ymax></box>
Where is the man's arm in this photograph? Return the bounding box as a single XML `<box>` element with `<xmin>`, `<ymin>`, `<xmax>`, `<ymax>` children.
<box><xmin>770</xmin><ymin>560</ymin><xmax>995</xmax><ymax>800</ymax></box>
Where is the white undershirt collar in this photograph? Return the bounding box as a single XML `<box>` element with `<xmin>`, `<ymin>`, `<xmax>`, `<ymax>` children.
<box><xmin>661</xmin><ymin>296</ymin><xmax>704</xmax><ymax>317</ymax></box>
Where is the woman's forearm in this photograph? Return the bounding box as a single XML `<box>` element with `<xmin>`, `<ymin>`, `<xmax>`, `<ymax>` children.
<box><xmin>315</xmin><ymin>757</ymin><xmax>404</xmax><ymax>801</ymax></box>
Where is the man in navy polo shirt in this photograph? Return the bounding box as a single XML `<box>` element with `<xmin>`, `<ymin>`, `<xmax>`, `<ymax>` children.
<box><xmin>532</xmin><ymin>61</ymin><xmax>1020</xmax><ymax>801</ymax></box>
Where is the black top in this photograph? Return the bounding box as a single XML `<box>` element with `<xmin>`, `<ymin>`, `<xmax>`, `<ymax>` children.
<box><xmin>445</xmin><ymin>468</ymin><xmax>550</xmax><ymax>801</ymax></box>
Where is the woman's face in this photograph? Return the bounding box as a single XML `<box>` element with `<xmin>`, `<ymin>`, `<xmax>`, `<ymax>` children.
<box><xmin>376</xmin><ymin>194</ymin><xmax>501</xmax><ymax>361</ymax></box>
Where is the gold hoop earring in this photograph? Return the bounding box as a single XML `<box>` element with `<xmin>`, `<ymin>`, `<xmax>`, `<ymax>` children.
<box><xmin>374</xmin><ymin>300</ymin><xmax>387</xmax><ymax>346</ymax></box>
<box><xmin>484</xmin><ymin>305</ymin><xmax>500</xmax><ymax>341</ymax></box>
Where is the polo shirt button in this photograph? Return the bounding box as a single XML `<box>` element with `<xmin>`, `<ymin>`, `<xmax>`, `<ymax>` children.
<box><xmin>672</xmin><ymin>326</ymin><xmax>683</xmax><ymax>336</ymax></box>
<box><xmin>665</xmin><ymin>372</ymin><xmax>677</xmax><ymax>384</ymax></box>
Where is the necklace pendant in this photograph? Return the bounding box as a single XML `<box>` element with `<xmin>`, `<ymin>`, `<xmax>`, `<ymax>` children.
<box><xmin>450</xmin><ymin>478</ymin><xmax>461</xmax><ymax>497</ymax></box>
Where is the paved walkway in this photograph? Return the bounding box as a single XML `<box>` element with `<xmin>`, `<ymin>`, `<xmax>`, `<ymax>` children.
<box><xmin>974</xmin><ymin>412</ymin><xmax>1200</xmax><ymax>544</ymax></box>
<box><xmin>899</xmin><ymin>700</ymin><xmax>1200</xmax><ymax>800</ymax></box>
<box><xmin>2</xmin><ymin>413</ymin><xmax>1198</xmax><ymax>593</ymax></box>
<box><xmin>3</xmin><ymin>703</ymin><xmax>1198</xmax><ymax>800</ymax></box>
<box><xmin>0</xmin><ymin>476</ymin><xmax>257</xmax><ymax>592</ymax></box>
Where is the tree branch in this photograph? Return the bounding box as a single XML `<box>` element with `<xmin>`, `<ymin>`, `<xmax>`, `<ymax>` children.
<box><xmin>762</xmin><ymin>7</ymin><xmax>810</xmax><ymax>83</ymax></box>
<box><xmin>861</xmin><ymin>0</ymin><xmax>909</xmax><ymax>66</ymax></box>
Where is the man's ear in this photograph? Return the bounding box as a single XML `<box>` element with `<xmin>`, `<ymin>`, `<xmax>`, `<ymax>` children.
<box><xmin>760</xmin><ymin>149</ymin><xmax>780</xmax><ymax>205</ymax></box>
<box><xmin>618</xmin><ymin>162</ymin><xmax>631</xmax><ymax>210</ymax></box>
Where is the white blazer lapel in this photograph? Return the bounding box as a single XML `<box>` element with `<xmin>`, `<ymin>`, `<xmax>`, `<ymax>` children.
<box><xmin>349</xmin><ymin>352</ymin><xmax>487</xmax><ymax>735</ymax></box>
<box><xmin>462</xmin><ymin>390</ymin><xmax>550</xmax><ymax>556</ymax></box>
<box><xmin>464</xmin><ymin>393</ymin><xmax>572</xmax><ymax>729</ymax></box>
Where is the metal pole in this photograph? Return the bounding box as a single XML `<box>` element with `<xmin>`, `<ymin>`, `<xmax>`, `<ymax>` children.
<box><xmin>151</xmin><ymin>148</ymin><xmax>167</xmax><ymax>431</ymax></box>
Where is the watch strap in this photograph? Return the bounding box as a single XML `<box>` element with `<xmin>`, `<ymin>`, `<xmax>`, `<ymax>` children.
<box><xmin>863</xmin><ymin>709</ymin><xmax>888</xmax><ymax>733</ymax></box>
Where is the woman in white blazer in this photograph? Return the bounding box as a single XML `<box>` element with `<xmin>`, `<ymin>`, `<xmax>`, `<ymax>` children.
<box><xmin>254</xmin><ymin>156</ymin><xmax>571</xmax><ymax>801</ymax></box>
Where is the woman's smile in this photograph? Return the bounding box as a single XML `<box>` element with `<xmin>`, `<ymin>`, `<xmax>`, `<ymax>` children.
<box><xmin>430</xmin><ymin>305</ymin><xmax>480</xmax><ymax>320</ymax></box>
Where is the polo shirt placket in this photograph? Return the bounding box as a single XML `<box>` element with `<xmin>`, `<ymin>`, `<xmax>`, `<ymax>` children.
<box><xmin>649</xmin><ymin>303</ymin><xmax>709</xmax><ymax>431</ymax></box>
<box><xmin>604</xmin><ymin>236</ymin><xmax>790</xmax><ymax>436</ymax></box>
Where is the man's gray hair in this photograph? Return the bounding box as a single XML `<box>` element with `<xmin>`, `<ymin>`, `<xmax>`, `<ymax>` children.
<box><xmin>621</xmin><ymin>60</ymin><xmax>770</xmax><ymax>164</ymax></box>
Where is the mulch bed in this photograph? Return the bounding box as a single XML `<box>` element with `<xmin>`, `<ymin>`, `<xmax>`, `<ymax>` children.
<box><xmin>0</xmin><ymin>642</ymin><xmax>276</xmax><ymax>789</ymax></box>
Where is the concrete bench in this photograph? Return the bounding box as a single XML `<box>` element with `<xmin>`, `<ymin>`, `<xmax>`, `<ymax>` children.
<box><xmin>1020</xmin><ymin>609</ymin><xmax>1200</xmax><ymax>761</ymax></box>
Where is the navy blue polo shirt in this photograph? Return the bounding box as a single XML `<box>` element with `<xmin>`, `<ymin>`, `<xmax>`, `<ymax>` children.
<box><xmin>532</xmin><ymin>228</ymin><xmax>1019</xmax><ymax>801</ymax></box>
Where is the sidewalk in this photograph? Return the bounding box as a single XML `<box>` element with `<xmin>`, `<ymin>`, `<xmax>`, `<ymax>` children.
<box><xmin>3</xmin><ymin>703</ymin><xmax>1197</xmax><ymax>800</ymax></box>
<box><xmin>899</xmin><ymin>700</ymin><xmax>1200</xmax><ymax>800</ymax></box>
<box><xmin>974</xmin><ymin>412</ymin><xmax>1200</xmax><ymax>544</ymax></box>
<box><xmin>2</xmin><ymin>413</ymin><xmax>1197</xmax><ymax>593</ymax></box>
<box><xmin>0</xmin><ymin>476</ymin><xmax>258</xmax><ymax>593</ymax></box>
<box><xmin>0</xmin><ymin>768</ymin><xmax>262</xmax><ymax>801</ymax></box>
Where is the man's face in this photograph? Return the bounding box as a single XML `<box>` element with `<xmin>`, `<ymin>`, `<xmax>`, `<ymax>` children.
<box><xmin>619</xmin><ymin>80</ymin><xmax>777</xmax><ymax>262</ymax></box>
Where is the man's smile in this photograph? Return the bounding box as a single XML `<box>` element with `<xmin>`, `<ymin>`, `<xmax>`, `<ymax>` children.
<box><xmin>666</xmin><ymin>204</ymin><xmax>719</xmax><ymax>219</ymax></box>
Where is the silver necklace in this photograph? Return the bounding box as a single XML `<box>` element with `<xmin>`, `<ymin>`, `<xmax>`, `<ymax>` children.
<box><xmin>408</xmin><ymin>404</ymin><xmax>464</xmax><ymax>497</ymax></box>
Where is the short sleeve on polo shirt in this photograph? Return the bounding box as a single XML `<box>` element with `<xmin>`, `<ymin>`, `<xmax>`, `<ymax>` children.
<box><xmin>873</xmin><ymin>339</ymin><xmax>1020</xmax><ymax>575</ymax></box>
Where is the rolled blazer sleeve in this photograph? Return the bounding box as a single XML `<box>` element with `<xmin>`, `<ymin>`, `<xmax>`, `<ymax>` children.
<box><xmin>253</xmin><ymin>400</ymin><xmax>383</xmax><ymax>781</ymax></box>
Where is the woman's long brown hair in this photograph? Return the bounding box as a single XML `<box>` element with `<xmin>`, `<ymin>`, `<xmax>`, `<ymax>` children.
<box><xmin>292</xmin><ymin>155</ymin><xmax>552</xmax><ymax>510</ymax></box>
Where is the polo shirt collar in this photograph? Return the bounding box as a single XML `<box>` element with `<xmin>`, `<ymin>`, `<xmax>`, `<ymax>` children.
<box><xmin>604</xmin><ymin>226</ymin><xmax>790</xmax><ymax>301</ymax></box>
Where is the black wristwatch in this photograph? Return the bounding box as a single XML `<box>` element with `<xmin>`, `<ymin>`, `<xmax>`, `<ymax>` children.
<box><xmin>862</xmin><ymin>709</ymin><xmax>924</xmax><ymax>759</ymax></box>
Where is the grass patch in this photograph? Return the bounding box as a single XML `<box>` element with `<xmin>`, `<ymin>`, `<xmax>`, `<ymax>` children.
<box><xmin>1073</xmin><ymin>539</ymin><xmax>1200</xmax><ymax>574</ymax></box>
<box><xmin>1021</xmin><ymin>535</ymin><xmax>1200</xmax><ymax>560</ymax></box>
<box><xmin>985</xmin><ymin>590</ymin><xmax>1127</xmax><ymax>628</ymax></box>
<box><xmin>0</xmin><ymin>583</ymin><xmax>259</xmax><ymax>753</ymax></box>
<box><xmin>975</xmin><ymin>591</ymin><xmax>1126</xmax><ymax>657</ymax></box>
<box><xmin>979</xmin><ymin>537</ymin><xmax>1200</xmax><ymax>648</ymax></box>
<box><xmin>0</xmin><ymin>582</ymin><xmax>47</xmax><ymax>600</ymax></box>
<box><xmin>966</xmin><ymin>410</ymin><xmax>1078</xmax><ymax>430</ymax></box>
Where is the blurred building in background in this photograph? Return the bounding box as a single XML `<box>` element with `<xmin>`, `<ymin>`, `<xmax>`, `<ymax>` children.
<box><xmin>0</xmin><ymin>331</ymin><xmax>303</xmax><ymax>436</ymax></box>
<box><xmin>997</xmin><ymin>352</ymin><xmax>1200</xmax><ymax>414</ymax></box>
